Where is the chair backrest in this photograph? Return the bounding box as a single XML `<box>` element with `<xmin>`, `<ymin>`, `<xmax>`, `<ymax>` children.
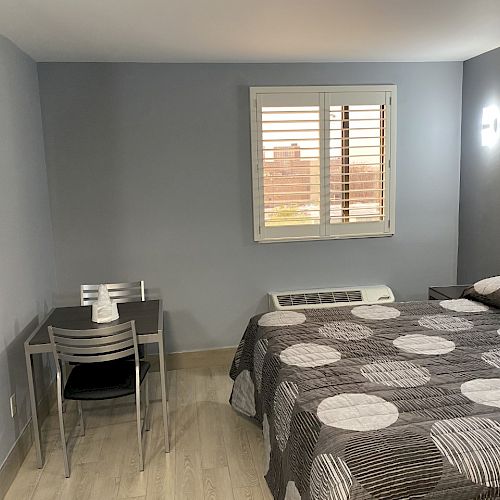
<box><xmin>80</xmin><ymin>281</ymin><xmax>145</xmax><ymax>306</ymax></box>
<box><xmin>48</xmin><ymin>321</ymin><xmax>139</xmax><ymax>365</ymax></box>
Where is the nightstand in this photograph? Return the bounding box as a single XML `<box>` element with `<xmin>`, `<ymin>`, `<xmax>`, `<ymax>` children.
<box><xmin>428</xmin><ymin>285</ymin><xmax>470</xmax><ymax>300</ymax></box>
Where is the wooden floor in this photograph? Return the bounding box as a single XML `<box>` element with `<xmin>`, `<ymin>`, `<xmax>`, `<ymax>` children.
<box><xmin>5</xmin><ymin>367</ymin><xmax>272</xmax><ymax>500</ymax></box>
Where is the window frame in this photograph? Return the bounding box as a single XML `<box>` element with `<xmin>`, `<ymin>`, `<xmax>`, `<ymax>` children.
<box><xmin>250</xmin><ymin>85</ymin><xmax>397</xmax><ymax>243</ymax></box>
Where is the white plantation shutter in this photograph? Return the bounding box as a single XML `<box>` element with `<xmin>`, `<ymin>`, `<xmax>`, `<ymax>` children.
<box><xmin>255</xmin><ymin>92</ymin><xmax>322</xmax><ymax>240</ymax></box>
<box><xmin>325</xmin><ymin>91</ymin><xmax>391</xmax><ymax>237</ymax></box>
<box><xmin>251</xmin><ymin>86</ymin><xmax>396</xmax><ymax>242</ymax></box>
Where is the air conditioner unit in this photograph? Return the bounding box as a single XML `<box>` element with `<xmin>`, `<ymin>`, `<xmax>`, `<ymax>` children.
<box><xmin>269</xmin><ymin>285</ymin><xmax>394</xmax><ymax>311</ymax></box>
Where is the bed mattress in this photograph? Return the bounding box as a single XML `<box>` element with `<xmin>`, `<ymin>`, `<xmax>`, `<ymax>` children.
<box><xmin>229</xmin><ymin>300</ymin><xmax>500</xmax><ymax>499</ymax></box>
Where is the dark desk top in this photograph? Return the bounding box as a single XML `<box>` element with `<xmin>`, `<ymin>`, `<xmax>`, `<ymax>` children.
<box><xmin>28</xmin><ymin>299</ymin><xmax>161</xmax><ymax>346</ymax></box>
<box><xmin>428</xmin><ymin>285</ymin><xmax>470</xmax><ymax>300</ymax></box>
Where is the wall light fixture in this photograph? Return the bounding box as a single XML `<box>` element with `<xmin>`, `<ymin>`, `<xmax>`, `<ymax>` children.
<box><xmin>482</xmin><ymin>105</ymin><xmax>500</xmax><ymax>147</ymax></box>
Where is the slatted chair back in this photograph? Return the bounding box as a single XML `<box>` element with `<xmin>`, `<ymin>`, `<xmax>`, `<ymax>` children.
<box><xmin>80</xmin><ymin>281</ymin><xmax>145</xmax><ymax>306</ymax></box>
<box><xmin>48</xmin><ymin>321</ymin><xmax>139</xmax><ymax>365</ymax></box>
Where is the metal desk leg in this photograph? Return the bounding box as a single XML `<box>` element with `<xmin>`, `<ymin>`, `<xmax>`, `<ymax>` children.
<box><xmin>25</xmin><ymin>350</ymin><xmax>43</xmax><ymax>468</ymax></box>
<box><xmin>158</xmin><ymin>333</ymin><xmax>170</xmax><ymax>452</ymax></box>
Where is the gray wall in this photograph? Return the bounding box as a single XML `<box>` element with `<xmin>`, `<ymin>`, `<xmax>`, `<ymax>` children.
<box><xmin>458</xmin><ymin>47</ymin><xmax>500</xmax><ymax>283</ymax></box>
<box><xmin>0</xmin><ymin>37</ymin><xmax>55</xmax><ymax>466</ymax></box>
<box><xmin>38</xmin><ymin>62</ymin><xmax>463</xmax><ymax>352</ymax></box>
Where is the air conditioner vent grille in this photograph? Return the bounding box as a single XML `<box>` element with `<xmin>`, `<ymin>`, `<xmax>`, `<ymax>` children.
<box><xmin>276</xmin><ymin>290</ymin><xmax>363</xmax><ymax>308</ymax></box>
<box><xmin>270</xmin><ymin>286</ymin><xmax>394</xmax><ymax>310</ymax></box>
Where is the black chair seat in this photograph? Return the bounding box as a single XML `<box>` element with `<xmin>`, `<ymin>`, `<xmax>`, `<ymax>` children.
<box><xmin>64</xmin><ymin>360</ymin><xmax>150</xmax><ymax>400</ymax></box>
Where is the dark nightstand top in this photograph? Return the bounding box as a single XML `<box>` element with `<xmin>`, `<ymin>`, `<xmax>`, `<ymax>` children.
<box><xmin>428</xmin><ymin>285</ymin><xmax>470</xmax><ymax>300</ymax></box>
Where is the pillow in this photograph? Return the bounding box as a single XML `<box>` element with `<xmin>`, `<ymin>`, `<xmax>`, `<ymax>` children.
<box><xmin>462</xmin><ymin>276</ymin><xmax>500</xmax><ymax>308</ymax></box>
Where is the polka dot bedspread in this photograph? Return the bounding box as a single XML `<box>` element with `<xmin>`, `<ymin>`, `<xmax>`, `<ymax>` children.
<box><xmin>229</xmin><ymin>300</ymin><xmax>500</xmax><ymax>499</ymax></box>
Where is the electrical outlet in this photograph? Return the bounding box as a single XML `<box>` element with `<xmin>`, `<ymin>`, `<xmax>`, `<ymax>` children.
<box><xmin>10</xmin><ymin>394</ymin><xmax>16</xmax><ymax>418</ymax></box>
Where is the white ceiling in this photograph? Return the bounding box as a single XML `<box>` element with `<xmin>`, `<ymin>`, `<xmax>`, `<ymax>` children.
<box><xmin>1</xmin><ymin>0</ymin><xmax>500</xmax><ymax>63</ymax></box>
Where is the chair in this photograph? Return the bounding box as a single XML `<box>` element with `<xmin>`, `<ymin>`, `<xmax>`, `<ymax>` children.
<box><xmin>48</xmin><ymin>321</ymin><xmax>150</xmax><ymax>478</ymax></box>
<box><xmin>80</xmin><ymin>281</ymin><xmax>145</xmax><ymax>306</ymax></box>
<box><xmin>78</xmin><ymin>281</ymin><xmax>146</xmax><ymax>366</ymax></box>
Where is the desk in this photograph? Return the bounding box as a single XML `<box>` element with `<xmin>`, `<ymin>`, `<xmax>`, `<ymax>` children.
<box><xmin>24</xmin><ymin>299</ymin><xmax>170</xmax><ymax>468</ymax></box>
<box><xmin>428</xmin><ymin>285</ymin><xmax>470</xmax><ymax>300</ymax></box>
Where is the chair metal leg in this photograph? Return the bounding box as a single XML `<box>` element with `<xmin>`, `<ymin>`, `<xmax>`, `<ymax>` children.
<box><xmin>61</xmin><ymin>362</ymin><xmax>68</xmax><ymax>413</ymax></box>
<box><xmin>77</xmin><ymin>401</ymin><xmax>85</xmax><ymax>437</ymax></box>
<box><xmin>145</xmin><ymin>375</ymin><xmax>150</xmax><ymax>432</ymax></box>
<box><xmin>135</xmin><ymin>380</ymin><xmax>144</xmax><ymax>472</ymax></box>
<box><xmin>56</xmin><ymin>374</ymin><xmax>70</xmax><ymax>478</ymax></box>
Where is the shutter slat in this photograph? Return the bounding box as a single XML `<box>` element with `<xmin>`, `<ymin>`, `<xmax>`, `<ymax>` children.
<box><xmin>330</xmin><ymin>118</ymin><xmax>385</xmax><ymax>123</ymax></box>
<box><xmin>264</xmin><ymin>182</ymin><xmax>322</xmax><ymax>187</ymax></box>
<box><xmin>330</xmin><ymin>154</ymin><xmax>385</xmax><ymax>159</ymax></box>
<box><xmin>331</xmin><ymin>126</ymin><xmax>386</xmax><ymax>131</ymax></box>
<box><xmin>330</xmin><ymin>177</ymin><xmax>385</xmax><ymax>182</ymax></box>
<box><xmin>265</xmin><ymin>190</ymin><xmax>325</xmax><ymax>196</ymax></box>
<box><xmin>263</xmin><ymin>146</ymin><xmax>321</xmax><ymax>151</ymax></box>
<box><xmin>262</xmin><ymin>127</ymin><xmax>320</xmax><ymax>133</ymax></box>
<box><xmin>264</xmin><ymin>204</ymin><xmax>320</xmax><ymax>209</ymax></box>
<box><xmin>262</xmin><ymin>119</ymin><xmax>320</xmax><ymax>124</ymax></box>
<box><xmin>262</xmin><ymin>109</ymin><xmax>318</xmax><ymax>114</ymax></box>
<box><xmin>266</xmin><ymin>218</ymin><xmax>321</xmax><ymax>223</ymax></box>
<box><xmin>331</xmin><ymin>212</ymin><xmax>385</xmax><ymax>218</ymax></box>
<box><xmin>329</xmin><ymin>162</ymin><xmax>384</xmax><ymax>167</ymax></box>
<box><xmin>262</xmin><ymin>138</ymin><xmax>320</xmax><ymax>143</ymax></box>
<box><xmin>331</xmin><ymin>145</ymin><xmax>385</xmax><ymax>150</ymax></box>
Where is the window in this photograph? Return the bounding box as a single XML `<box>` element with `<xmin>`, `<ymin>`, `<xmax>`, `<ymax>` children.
<box><xmin>250</xmin><ymin>85</ymin><xmax>396</xmax><ymax>242</ymax></box>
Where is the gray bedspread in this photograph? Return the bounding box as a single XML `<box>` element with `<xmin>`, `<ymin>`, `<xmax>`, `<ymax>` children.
<box><xmin>229</xmin><ymin>300</ymin><xmax>500</xmax><ymax>500</ymax></box>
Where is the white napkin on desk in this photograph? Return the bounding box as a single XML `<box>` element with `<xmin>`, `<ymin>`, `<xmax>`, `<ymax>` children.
<box><xmin>91</xmin><ymin>284</ymin><xmax>119</xmax><ymax>323</ymax></box>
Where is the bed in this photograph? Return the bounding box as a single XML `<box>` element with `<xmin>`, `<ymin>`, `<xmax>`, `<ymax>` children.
<box><xmin>229</xmin><ymin>292</ymin><xmax>500</xmax><ymax>500</ymax></box>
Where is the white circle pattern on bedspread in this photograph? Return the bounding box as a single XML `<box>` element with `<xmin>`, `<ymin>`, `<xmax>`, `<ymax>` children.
<box><xmin>481</xmin><ymin>349</ymin><xmax>500</xmax><ymax>369</ymax></box>
<box><xmin>285</xmin><ymin>481</ymin><xmax>301</xmax><ymax>500</ymax></box>
<box><xmin>418</xmin><ymin>315</ymin><xmax>474</xmax><ymax>332</ymax></box>
<box><xmin>254</xmin><ymin>338</ymin><xmax>268</xmax><ymax>392</ymax></box>
<box><xmin>258</xmin><ymin>311</ymin><xmax>306</xmax><ymax>327</ymax></box>
<box><xmin>280</xmin><ymin>343</ymin><xmax>341</xmax><ymax>368</ymax></box>
<box><xmin>351</xmin><ymin>305</ymin><xmax>401</xmax><ymax>320</ymax></box>
<box><xmin>231</xmin><ymin>370</ymin><xmax>256</xmax><ymax>417</ymax></box>
<box><xmin>317</xmin><ymin>393</ymin><xmax>399</xmax><ymax>431</ymax></box>
<box><xmin>361</xmin><ymin>359</ymin><xmax>432</xmax><ymax>387</ymax></box>
<box><xmin>318</xmin><ymin>321</ymin><xmax>373</xmax><ymax>340</ymax></box>
<box><xmin>310</xmin><ymin>454</ymin><xmax>352</xmax><ymax>500</ymax></box>
<box><xmin>474</xmin><ymin>276</ymin><xmax>500</xmax><ymax>295</ymax></box>
<box><xmin>274</xmin><ymin>381</ymin><xmax>300</xmax><ymax>451</ymax></box>
<box><xmin>393</xmin><ymin>334</ymin><xmax>456</xmax><ymax>355</ymax></box>
<box><xmin>461</xmin><ymin>378</ymin><xmax>500</xmax><ymax>408</ymax></box>
<box><xmin>440</xmin><ymin>298</ymin><xmax>488</xmax><ymax>313</ymax></box>
<box><xmin>263</xmin><ymin>414</ymin><xmax>271</xmax><ymax>474</ymax></box>
<box><xmin>431</xmin><ymin>417</ymin><xmax>500</xmax><ymax>487</ymax></box>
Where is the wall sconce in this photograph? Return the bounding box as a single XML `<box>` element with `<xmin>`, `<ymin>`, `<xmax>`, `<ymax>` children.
<box><xmin>482</xmin><ymin>105</ymin><xmax>500</xmax><ymax>147</ymax></box>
